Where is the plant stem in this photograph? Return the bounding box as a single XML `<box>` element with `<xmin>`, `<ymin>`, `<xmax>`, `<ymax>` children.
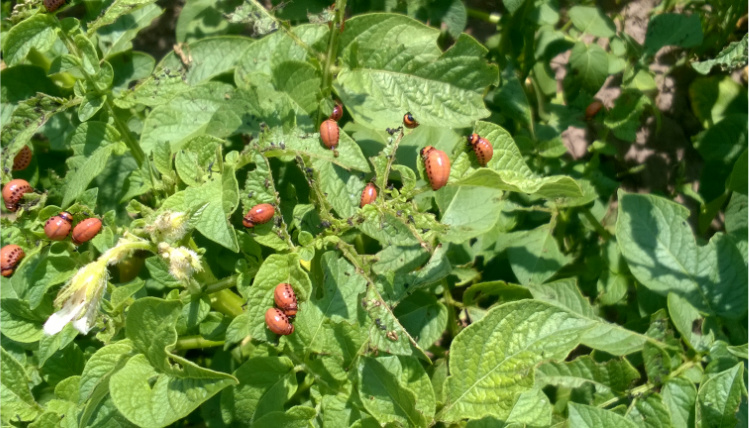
<box><xmin>209</xmin><ymin>289</ymin><xmax>245</xmax><ymax>318</ymax></box>
<box><xmin>203</xmin><ymin>275</ymin><xmax>238</xmax><ymax>294</ymax></box>
<box><xmin>581</xmin><ymin>207</ymin><xmax>611</xmax><ymax>240</ymax></box>
<box><xmin>174</xmin><ymin>335</ymin><xmax>224</xmax><ymax>350</ymax></box>
<box><xmin>466</xmin><ymin>8</ymin><xmax>501</xmax><ymax>24</ymax></box>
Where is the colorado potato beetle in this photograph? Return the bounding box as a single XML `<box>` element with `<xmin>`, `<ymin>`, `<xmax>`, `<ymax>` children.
<box><xmin>45</xmin><ymin>211</ymin><xmax>74</xmax><ymax>241</ymax></box>
<box><xmin>1</xmin><ymin>245</ymin><xmax>25</xmax><ymax>277</ymax></box>
<box><xmin>265</xmin><ymin>307</ymin><xmax>294</xmax><ymax>335</ymax></box>
<box><xmin>44</xmin><ymin>0</ymin><xmax>66</xmax><ymax>12</ymax></box>
<box><xmin>320</xmin><ymin>119</ymin><xmax>339</xmax><ymax>149</ymax></box>
<box><xmin>274</xmin><ymin>283</ymin><xmax>298</xmax><ymax>317</ymax></box>
<box><xmin>403</xmin><ymin>112</ymin><xmax>419</xmax><ymax>129</ymax></box>
<box><xmin>360</xmin><ymin>183</ymin><xmax>377</xmax><ymax>207</ymax></box>
<box><xmin>468</xmin><ymin>134</ymin><xmax>493</xmax><ymax>166</ymax></box>
<box><xmin>421</xmin><ymin>146</ymin><xmax>450</xmax><ymax>191</ymax></box>
<box><xmin>585</xmin><ymin>100</ymin><xmax>604</xmax><ymax>120</ymax></box>
<box><xmin>12</xmin><ymin>146</ymin><xmax>32</xmax><ymax>171</ymax></box>
<box><xmin>71</xmin><ymin>218</ymin><xmax>102</xmax><ymax>245</ymax></box>
<box><xmin>243</xmin><ymin>203</ymin><xmax>275</xmax><ymax>228</ymax></box>
<box><xmin>330</xmin><ymin>103</ymin><xmax>343</xmax><ymax>121</ymax></box>
<box><xmin>2</xmin><ymin>179</ymin><xmax>33</xmax><ymax>212</ymax></box>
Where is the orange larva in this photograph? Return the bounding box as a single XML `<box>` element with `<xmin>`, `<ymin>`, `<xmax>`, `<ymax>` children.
<box><xmin>2</xmin><ymin>179</ymin><xmax>33</xmax><ymax>212</ymax></box>
<box><xmin>44</xmin><ymin>0</ymin><xmax>66</xmax><ymax>12</ymax></box>
<box><xmin>468</xmin><ymin>134</ymin><xmax>493</xmax><ymax>167</ymax></box>
<box><xmin>360</xmin><ymin>183</ymin><xmax>377</xmax><ymax>207</ymax></box>
<box><xmin>1</xmin><ymin>245</ymin><xmax>25</xmax><ymax>277</ymax></box>
<box><xmin>265</xmin><ymin>308</ymin><xmax>294</xmax><ymax>335</ymax></box>
<box><xmin>274</xmin><ymin>283</ymin><xmax>298</xmax><ymax>317</ymax></box>
<box><xmin>12</xmin><ymin>146</ymin><xmax>32</xmax><ymax>171</ymax></box>
<box><xmin>71</xmin><ymin>218</ymin><xmax>102</xmax><ymax>245</ymax></box>
<box><xmin>403</xmin><ymin>112</ymin><xmax>419</xmax><ymax>129</ymax></box>
<box><xmin>330</xmin><ymin>103</ymin><xmax>343</xmax><ymax>121</ymax></box>
<box><xmin>421</xmin><ymin>146</ymin><xmax>450</xmax><ymax>191</ymax></box>
<box><xmin>243</xmin><ymin>203</ymin><xmax>275</xmax><ymax>228</ymax></box>
<box><xmin>45</xmin><ymin>211</ymin><xmax>74</xmax><ymax>241</ymax></box>
<box><xmin>320</xmin><ymin>119</ymin><xmax>339</xmax><ymax>149</ymax></box>
<box><xmin>585</xmin><ymin>100</ymin><xmax>604</xmax><ymax>120</ymax></box>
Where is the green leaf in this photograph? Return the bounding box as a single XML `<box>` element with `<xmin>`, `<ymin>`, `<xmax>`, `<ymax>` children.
<box><xmin>501</xmin><ymin>226</ymin><xmax>573</xmax><ymax>285</ymax></box>
<box><xmin>569</xmin><ymin>42</ymin><xmax>609</xmax><ymax>93</ymax></box>
<box><xmin>439</xmin><ymin>300</ymin><xmax>649</xmax><ymax>422</ymax></box>
<box><xmin>689</xmin><ymin>76</ymin><xmax>747</xmax><ymax>127</ymax></box>
<box><xmin>335</xmin><ymin>14</ymin><xmax>494</xmax><ymax>129</ymax></box>
<box><xmin>111</xmin><ymin>298</ymin><xmax>236</xmax><ymax>427</ymax></box>
<box><xmin>174</xmin><ymin>135</ymin><xmax>223</xmax><ymax>187</ymax></box>
<box><xmin>536</xmin><ymin>356</ymin><xmax>640</xmax><ymax>396</ymax></box>
<box><xmin>603</xmin><ymin>89</ymin><xmax>651</xmax><ymax>142</ymax></box>
<box><xmin>272</xmin><ymin>60</ymin><xmax>322</xmax><ymax>115</ymax></box>
<box><xmin>357</xmin><ymin>207</ymin><xmax>420</xmax><ymax>246</ymax></box>
<box><xmin>1</xmin><ymin>348</ymin><xmax>41</xmax><ymax>424</ymax></box>
<box><xmin>454</xmin><ymin>122</ymin><xmax>583</xmax><ymax>198</ymax></box>
<box><xmin>220</xmin><ymin>356</ymin><xmax>297</xmax><ymax>425</ymax></box>
<box><xmin>727</xmin><ymin>148</ymin><xmax>748</xmax><ymax>195</ymax></box>
<box><xmin>312</xmin><ymin>159</ymin><xmax>367</xmax><ymax>219</ymax></box>
<box><xmin>694</xmin><ymin>114</ymin><xmax>747</xmax><ymax>200</ymax></box>
<box><xmin>139</xmin><ymin>82</ymin><xmax>239</xmax><ymax>154</ymax></box>
<box><xmin>693</xmin><ymin>34</ymin><xmax>748</xmax><ymax>75</ymax></box>
<box><xmin>627</xmin><ymin>393</ymin><xmax>673</xmax><ymax>428</ymax></box>
<box><xmin>234</xmin><ymin>24</ymin><xmax>328</xmax><ymax>82</ymax></box>
<box><xmin>357</xmin><ymin>356</ymin><xmax>427</xmax><ymax>427</ymax></box>
<box><xmin>97</xmin><ymin>4</ymin><xmax>163</xmax><ymax>58</ymax></box>
<box><xmin>2</xmin><ymin>14</ymin><xmax>59</xmax><ymax>66</ymax></box>
<box><xmin>644</xmin><ymin>13</ymin><xmax>703</xmax><ymax>55</ymax></box>
<box><xmin>663</xmin><ymin>377</ymin><xmax>697</xmax><ymax>428</ymax></box>
<box><xmin>160</xmin><ymin>36</ymin><xmax>255</xmax><ymax>85</ymax></box>
<box><xmin>667</xmin><ymin>293</ymin><xmax>714</xmax><ymax>352</ymax></box>
<box><xmin>697</xmin><ymin>363</ymin><xmax>745</xmax><ymax>428</ymax></box>
<box><xmin>78</xmin><ymin>93</ymin><xmax>107</xmax><ymax>122</ymax></box>
<box><xmin>110</xmin><ymin>353</ymin><xmax>236</xmax><ymax>428</ymax></box>
<box><xmin>78</xmin><ymin>342</ymin><xmax>135</xmax><ymax>403</ymax></box>
<box><xmin>437</xmin><ymin>186</ymin><xmax>504</xmax><ymax>243</ymax></box>
<box><xmin>616</xmin><ymin>191</ymin><xmax>748</xmax><ymax>318</ymax></box>
<box><xmin>62</xmin><ymin>145</ymin><xmax>116</xmax><ymax>208</ymax></box>
<box><xmin>568</xmin><ymin>402</ymin><xmax>639</xmax><ymax>427</ymax></box>
<box><xmin>393</xmin><ymin>290</ymin><xmax>448</xmax><ymax>350</ymax></box>
<box><xmin>569</xmin><ymin>6</ymin><xmax>616</xmax><ymax>37</ymax></box>
<box><xmin>182</xmin><ymin>166</ymin><xmax>240</xmax><ymax>251</ymax></box>
<box><xmin>250</xmin><ymin>406</ymin><xmax>317</xmax><ymax>426</ymax></box>
<box><xmin>527</xmin><ymin>278</ymin><xmax>596</xmax><ymax>317</ymax></box>
<box><xmin>75</xmin><ymin>34</ymin><xmax>101</xmax><ymax>75</ymax></box>
<box><xmin>244</xmin><ymin>253</ymin><xmax>311</xmax><ymax>342</ymax></box>
<box><xmin>86</xmin><ymin>0</ymin><xmax>159</xmax><ymax>35</ymax></box>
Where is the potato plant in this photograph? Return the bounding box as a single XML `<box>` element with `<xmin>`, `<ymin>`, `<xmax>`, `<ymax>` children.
<box><xmin>1</xmin><ymin>0</ymin><xmax>747</xmax><ymax>427</ymax></box>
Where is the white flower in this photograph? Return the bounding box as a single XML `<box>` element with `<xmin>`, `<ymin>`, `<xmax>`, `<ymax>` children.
<box><xmin>158</xmin><ymin>244</ymin><xmax>202</xmax><ymax>282</ymax></box>
<box><xmin>43</xmin><ymin>259</ymin><xmax>108</xmax><ymax>335</ymax></box>
<box><xmin>146</xmin><ymin>211</ymin><xmax>190</xmax><ymax>242</ymax></box>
